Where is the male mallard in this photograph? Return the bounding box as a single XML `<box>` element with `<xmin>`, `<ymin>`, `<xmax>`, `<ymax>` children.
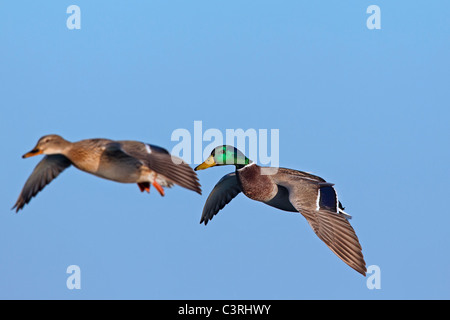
<box><xmin>13</xmin><ymin>134</ymin><xmax>201</xmax><ymax>212</ymax></box>
<box><xmin>195</xmin><ymin>145</ymin><xmax>366</xmax><ymax>276</ymax></box>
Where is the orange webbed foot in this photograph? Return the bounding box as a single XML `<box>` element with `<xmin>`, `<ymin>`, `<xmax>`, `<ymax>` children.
<box><xmin>152</xmin><ymin>181</ymin><xmax>165</xmax><ymax>197</ymax></box>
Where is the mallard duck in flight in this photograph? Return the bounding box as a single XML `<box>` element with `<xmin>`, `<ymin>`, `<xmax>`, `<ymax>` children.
<box><xmin>195</xmin><ymin>145</ymin><xmax>366</xmax><ymax>275</ymax></box>
<box><xmin>13</xmin><ymin>134</ymin><xmax>201</xmax><ymax>212</ymax></box>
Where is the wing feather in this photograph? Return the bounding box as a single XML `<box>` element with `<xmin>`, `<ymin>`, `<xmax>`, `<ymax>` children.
<box><xmin>200</xmin><ymin>172</ymin><xmax>242</xmax><ymax>225</ymax></box>
<box><xmin>273</xmin><ymin>171</ymin><xmax>366</xmax><ymax>275</ymax></box>
<box><xmin>13</xmin><ymin>155</ymin><xmax>72</xmax><ymax>212</ymax></box>
<box><xmin>118</xmin><ymin>141</ymin><xmax>201</xmax><ymax>194</ymax></box>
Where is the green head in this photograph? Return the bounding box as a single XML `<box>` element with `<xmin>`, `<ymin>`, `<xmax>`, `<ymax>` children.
<box><xmin>195</xmin><ymin>145</ymin><xmax>252</xmax><ymax>171</ymax></box>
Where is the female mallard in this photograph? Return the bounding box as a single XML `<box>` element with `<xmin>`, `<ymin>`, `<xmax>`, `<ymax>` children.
<box><xmin>13</xmin><ymin>134</ymin><xmax>201</xmax><ymax>212</ymax></box>
<box><xmin>195</xmin><ymin>145</ymin><xmax>366</xmax><ymax>276</ymax></box>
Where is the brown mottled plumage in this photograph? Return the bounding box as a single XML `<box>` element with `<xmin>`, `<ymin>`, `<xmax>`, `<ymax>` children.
<box><xmin>195</xmin><ymin>145</ymin><xmax>366</xmax><ymax>276</ymax></box>
<box><xmin>13</xmin><ymin>134</ymin><xmax>201</xmax><ymax>212</ymax></box>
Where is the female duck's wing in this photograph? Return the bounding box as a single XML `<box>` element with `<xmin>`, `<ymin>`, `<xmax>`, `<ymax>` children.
<box><xmin>117</xmin><ymin>141</ymin><xmax>201</xmax><ymax>194</ymax></box>
<box><xmin>200</xmin><ymin>172</ymin><xmax>242</xmax><ymax>225</ymax></box>
<box><xmin>13</xmin><ymin>155</ymin><xmax>72</xmax><ymax>212</ymax></box>
<box><xmin>273</xmin><ymin>170</ymin><xmax>366</xmax><ymax>276</ymax></box>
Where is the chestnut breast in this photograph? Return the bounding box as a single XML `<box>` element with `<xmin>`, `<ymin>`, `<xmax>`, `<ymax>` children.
<box><xmin>237</xmin><ymin>164</ymin><xmax>278</xmax><ymax>202</ymax></box>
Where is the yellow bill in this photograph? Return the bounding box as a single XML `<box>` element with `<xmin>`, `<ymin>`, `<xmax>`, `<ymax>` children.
<box><xmin>22</xmin><ymin>148</ymin><xmax>43</xmax><ymax>158</ymax></box>
<box><xmin>194</xmin><ymin>155</ymin><xmax>216</xmax><ymax>171</ymax></box>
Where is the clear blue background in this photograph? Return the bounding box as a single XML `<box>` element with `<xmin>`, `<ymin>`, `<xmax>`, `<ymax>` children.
<box><xmin>1</xmin><ymin>1</ymin><xmax>449</xmax><ymax>299</ymax></box>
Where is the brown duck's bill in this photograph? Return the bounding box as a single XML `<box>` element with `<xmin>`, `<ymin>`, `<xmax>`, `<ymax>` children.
<box><xmin>22</xmin><ymin>148</ymin><xmax>43</xmax><ymax>158</ymax></box>
<box><xmin>194</xmin><ymin>155</ymin><xmax>216</xmax><ymax>171</ymax></box>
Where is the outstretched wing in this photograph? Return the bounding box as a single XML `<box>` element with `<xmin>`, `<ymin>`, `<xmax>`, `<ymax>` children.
<box><xmin>296</xmin><ymin>206</ymin><xmax>366</xmax><ymax>275</ymax></box>
<box><xmin>13</xmin><ymin>155</ymin><xmax>72</xmax><ymax>212</ymax></box>
<box><xmin>117</xmin><ymin>141</ymin><xmax>201</xmax><ymax>194</ymax></box>
<box><xmin>273</xmin><ymin>171</ymin><xmax>366</xmax><ymax>275</ymax></box>
<box><xmin>200</xmin><ymin>172</ymin><xmax>242</xmax><ymax>225</ymax></box>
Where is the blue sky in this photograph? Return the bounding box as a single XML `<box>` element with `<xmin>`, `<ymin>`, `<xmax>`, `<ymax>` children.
<box><xmin>1</xmin><ymin>1</ymin><xmax>449</xmax><ymax>299</ymax></box>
